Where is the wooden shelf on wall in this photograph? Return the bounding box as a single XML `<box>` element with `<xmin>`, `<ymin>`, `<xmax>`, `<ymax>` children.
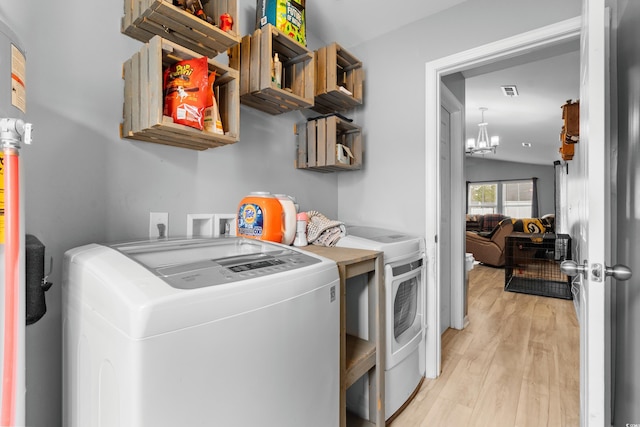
<box><xmin>121</xmin><ymin>0</ymin><xmax>240</xmax><ymax>58</ymax></box>
<box><xmin>312</xmin><ymin>43</ymin><xmax>364</xmax><ymax>114</ymax></box>
<box><xmin>295</xmin><ymin>115</ymin><xmax>362</xmax><ymax>172</ymax></box>
<box><xmin>229</xmin><ymin>24</ymin><xmax>315</xmax><ymax>115</ymax></box>
<box><xmin>121</xmin><ymin>36</ymin><xmax>239</xmax><ymax>151</ymax></box>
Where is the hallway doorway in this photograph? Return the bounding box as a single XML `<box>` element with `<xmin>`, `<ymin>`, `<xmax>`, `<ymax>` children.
<box><xmin>422</xmin><ymin>16</ymin><xmax>581</xmax><ymax>379</ymax></box>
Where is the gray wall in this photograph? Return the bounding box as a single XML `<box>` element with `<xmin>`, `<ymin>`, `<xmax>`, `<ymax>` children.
<box><xmin>614</xmin><ymin>1</ymin><xmax>640</xmax><ymax>424</ymax></box>
<box><xmin>337</xmin><ymin>0</ymin><xmax>581</xmax><ymax>233</ymax></box>
<box><xmin>4</xmin><ymin>2</ymin><xmax>337</xmax><ymax>426</ymax></box>
<box><xmin>1</xmin><ymin>0</ymin><xmax>582</xmax><ymax>425</ymax></box>
<box><xmin>464</xmin><ymin>157</ymin><xmax>556</xmax><ymax>217</ymax></box>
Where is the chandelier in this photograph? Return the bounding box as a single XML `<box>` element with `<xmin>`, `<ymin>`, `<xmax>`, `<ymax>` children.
<box><xmin>466</xmin><ymin>107</ymin><xmax>499</xmax><ymax>155</ymax></box>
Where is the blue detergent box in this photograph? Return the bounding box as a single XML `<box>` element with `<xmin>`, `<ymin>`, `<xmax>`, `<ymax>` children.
<box><xmin>256</xmin><ymin>0</ymin><xmax>306</xmax><ymax>46</ymax></box>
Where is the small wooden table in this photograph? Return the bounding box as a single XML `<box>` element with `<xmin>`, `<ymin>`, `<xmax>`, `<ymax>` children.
<box><xmin>301</xmin><ymin>245</ymin><xmax>385</xmax><ymax>427</ymax></box>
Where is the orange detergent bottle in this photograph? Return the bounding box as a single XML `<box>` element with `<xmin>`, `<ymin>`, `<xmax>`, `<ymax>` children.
<box><xmin>237</xmin><ymin>192</ymin><xmax>284</xmax><ymax>242</ymax></box>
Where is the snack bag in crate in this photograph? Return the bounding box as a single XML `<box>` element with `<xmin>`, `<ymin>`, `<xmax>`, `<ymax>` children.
<box><xmin>163</xmin><ymin>56</ymin><xmax>208</xmax><ymax>130</ymax></box>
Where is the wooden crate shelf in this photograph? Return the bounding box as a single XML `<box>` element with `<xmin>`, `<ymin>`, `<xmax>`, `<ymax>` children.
<box><xmin>312</xmin><ymin>43</ymin><xmax>364</xmax><ymax>114</ymax></box>
<box><xmin>229</xmin><ymin>24</ymin><xmax>314</xmax><ymax>115</ymax></box>
<box><xmin>122</xmin><ymin>0</ymin><xmax>240</xmax><ymax>58</ymax></box>
<box><xmin>295</xmin><ymin>115</ymin><xmax>362</xmax><ymax>172</ymax></box>
<box><xmin>121</xmin><ymin>36</ymin><xmax>239</xmax><ymax>151</ymax></box>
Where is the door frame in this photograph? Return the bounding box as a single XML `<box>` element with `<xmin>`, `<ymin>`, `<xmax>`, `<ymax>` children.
<box><xmin>423</xmin><ymin>16</ymin><xmax>582</xmax><ymax>379</ymax></box>
<box><xmin>440</xmin><ymin>84</ymin><xmax>466</xmax><ymax>331</ymax></box>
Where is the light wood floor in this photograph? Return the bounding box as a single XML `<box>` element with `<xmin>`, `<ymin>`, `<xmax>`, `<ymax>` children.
<box><xmin>390</xmin><ymin>264</ymin><xmax>580</xmax><ymax>427</ymax></box>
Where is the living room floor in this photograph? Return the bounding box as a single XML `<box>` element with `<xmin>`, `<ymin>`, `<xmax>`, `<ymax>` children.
<box><xmin>390</xmin><ymin>263</ymin><xmax>580</xmax><ymax>427</ymax></box>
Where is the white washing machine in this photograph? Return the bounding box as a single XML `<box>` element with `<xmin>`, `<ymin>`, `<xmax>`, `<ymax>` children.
<box><xmin>336</xmin><ymin>226</ymin><xmax>425</xmax><ymax>420</ymax></box>
<box><xmin>62</xmin><ymin>237</ymin><xmax>340</xmax><ymax>427</ymax></box>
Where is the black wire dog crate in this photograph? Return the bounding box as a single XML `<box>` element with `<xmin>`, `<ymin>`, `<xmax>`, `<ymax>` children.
<box><xmin>504</xmin><ymin>233</ymin><xmax>572</xmax><ymax>299</ymax></box>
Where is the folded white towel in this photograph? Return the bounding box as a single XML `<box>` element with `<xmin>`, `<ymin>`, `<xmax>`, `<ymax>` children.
<box><xmin>305</xmin><ymin>211</ymin><xmax>346</xmax><ymax>247</ymax></box>
<box><xmin>313</xmin><ymin>226</ymin><xmax>345</xmax><ymax>247</ymax></box>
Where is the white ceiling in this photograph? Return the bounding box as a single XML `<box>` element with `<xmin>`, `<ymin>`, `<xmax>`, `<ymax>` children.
<box><xmin>462</xmin><ymin>42</ymin><xmax>580</xmax><ymax>165</ymax></box>
<box><xmin>305</xmin><ymin>0</ymin><xmax>581</xmax><ymax>166</ymax></box>
<box><xmin>305</xmin><ymin>0</ymin><xmax>469</xmax><ymax>49</ymax></box>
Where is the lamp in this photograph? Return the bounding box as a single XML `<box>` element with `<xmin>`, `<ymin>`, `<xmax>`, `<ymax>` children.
<box><xmin>466</xmin><ymin>107</ymin><xmax>499</xmax><ymax>155</ymax></box>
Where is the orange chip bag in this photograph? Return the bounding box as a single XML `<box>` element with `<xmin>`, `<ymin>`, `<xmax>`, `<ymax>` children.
<box><xmin>163</xmin><ymin>56</ymin><xmax>209</xmax><ymax>130</ymax></box>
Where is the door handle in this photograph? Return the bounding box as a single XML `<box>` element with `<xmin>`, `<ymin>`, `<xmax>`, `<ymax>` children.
<box><xmin>560</xmin><ymin>260</ymin><xmax>588</xmax><ymax>278</ymax></box>
<box><xmin>603</xmin><ymin>264</ymin><xmax>632</xmax><ymax>281</ymax></box>
<box><xmin>561</xmin><ymin>260</ymin><xmax>632</xmax><ymax>282</ymax></box>
<box><xmin>591</xmin><ymin>263</ymin><xmax>632</xmax><ymax>282</ymax></box>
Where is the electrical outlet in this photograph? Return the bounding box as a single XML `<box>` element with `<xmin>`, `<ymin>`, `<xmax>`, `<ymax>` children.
<box><xmin>187</xmin><ymin>214</ymin><xmax>215</xmax><ymax>238</ymax></box>
<box><xmin>214</xmin><ymin>214</ymin><xmax>237</xmax><ymax>237</ymax></box>
<box><xmin>149</xmin><ymin>212</ymin><xmax>169</xmax><ymax>239</ymax></box>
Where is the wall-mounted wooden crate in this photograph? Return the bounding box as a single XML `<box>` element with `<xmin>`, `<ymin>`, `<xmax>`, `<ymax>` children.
<box><xmin>228</xmin><ymin>24</ymin><xmax>314</xmax><ymax>115</ymax></box>
<box><xmin>311</xmin><ymin>43</ymin><xmax>363</xmax><ymax>114</ymax></box>
<box><xmin>122</xmin><ymin>0</ymin><xmax>240</xmax><ymax>58</ymax></box>
<box><xmin>121</xmin><ymin>36</ymin><xmax>239</xmax><ymax>151</ymax></box>
<box><xmin>295</xmin><ymin>115</ymin><xmax>362</xmax><ymax>172</ymax></box>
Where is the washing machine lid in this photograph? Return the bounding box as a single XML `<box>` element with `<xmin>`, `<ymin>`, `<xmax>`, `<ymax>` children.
<box><xmin>112</xmin><ymin>237</ymin><xmax>321</xmax><ymax>289</ymax></box>
<box><xmin>336</xmin><ymin>226</ymin><xmax>424</xmax><ymax>263</ymax></box>
<box><xmin>343</xmin><ymin>226</ymin><xmax>415</xmax><ymax>243</ymax></box>
<box><xmin>65</xmin><ymin>237</ymin><xmax>338</xmax><ymax>337</ymax></box>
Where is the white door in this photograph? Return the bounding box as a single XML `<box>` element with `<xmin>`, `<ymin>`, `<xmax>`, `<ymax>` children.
<box><xmin>571</xmin><ymin>0</ymin><xmax>612</xmax><ymax>424</ymax></box>
<box><xmin>439</xmin><ymin>103</ymin><xmax>452</xmax><ymax>334</ymax></box>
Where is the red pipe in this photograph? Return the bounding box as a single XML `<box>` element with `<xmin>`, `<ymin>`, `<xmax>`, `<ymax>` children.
<box><xmin>1</xmin><ymin>147</ymin><xmax>19</xmax><ymax>427</ymax></box>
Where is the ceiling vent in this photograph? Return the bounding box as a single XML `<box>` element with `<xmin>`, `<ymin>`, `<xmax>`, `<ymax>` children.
<box><xmin>501</xmin><ymin>85</ymin><xmax>519</xmax><ymax>97</ymax></box>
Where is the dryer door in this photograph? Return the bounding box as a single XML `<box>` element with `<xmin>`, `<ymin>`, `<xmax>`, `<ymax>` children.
<box><xmin>386</xmin><ymin>256</ymin><xmax>424</xmax><ymax>366</ymax></box>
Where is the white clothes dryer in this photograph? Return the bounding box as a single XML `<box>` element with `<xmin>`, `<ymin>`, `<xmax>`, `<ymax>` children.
<box><xmin>62</xmin><ymin>237</ymin><xmax>340</xmax><ymax>427</ymax></box>
<box><xmin>336</xmin><ymin>226</ymin><xmax>425</xmax><ymax>420</ymax></box>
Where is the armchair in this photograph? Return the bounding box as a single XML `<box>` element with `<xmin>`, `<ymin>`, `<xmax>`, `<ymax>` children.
<box><xmin>465</xmin><ymin>213</ymin><xmax>509</xmax><ymax>232</ymax></box>
<box><xmin>465</xmin><ymin>219</ymin><xmax>514</xmax><ymax>267</ymax></box>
